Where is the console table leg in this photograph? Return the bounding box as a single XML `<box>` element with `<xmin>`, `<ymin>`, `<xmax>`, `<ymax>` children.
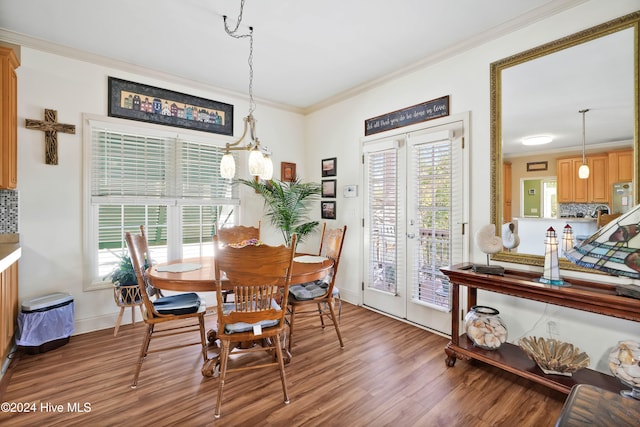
<box><xmin>445</xmin><ymin>343</ymin><xmax>457</xmax><ymax>367</ymax></box>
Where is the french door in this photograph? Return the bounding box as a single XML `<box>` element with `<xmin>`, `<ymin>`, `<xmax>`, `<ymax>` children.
<box><xmin>362</xmin><ymin>116</ymin><xmax>468</xmax><ymax>335</ymax></box>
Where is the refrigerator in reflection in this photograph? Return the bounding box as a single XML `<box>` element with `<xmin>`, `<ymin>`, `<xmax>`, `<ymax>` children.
<box><xmin>612</xmin><ymin>182</ymin><xmax>633</xmax><ymax>214</ymax></box>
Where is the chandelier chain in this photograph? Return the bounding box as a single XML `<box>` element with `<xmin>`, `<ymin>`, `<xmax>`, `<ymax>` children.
<box><xmin>224</xmin><ymin>0</ymin><xmax>256</xmax><ymax>115</ymax></box>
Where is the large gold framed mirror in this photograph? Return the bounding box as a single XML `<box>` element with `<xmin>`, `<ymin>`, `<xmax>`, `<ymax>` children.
<box><xmin>491</xmin><ymin>11</ymin><xmax>640</xmax><ymax>269</ymax></box>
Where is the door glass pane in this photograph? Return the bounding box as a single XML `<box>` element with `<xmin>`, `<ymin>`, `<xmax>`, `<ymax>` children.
<box><xmin>412</xmin><ymin>140</ymin><xmax>452</xmax><ymax>309</ymax></box>
<box><xmin>367</xmin><ymin>149</ymin><xmax>398</xmax><ymax>293</ymax></box>
<box><xmin>542</xmin><ymin>179</ymin><xmax>557</xmax><ymax>218</ymax></box>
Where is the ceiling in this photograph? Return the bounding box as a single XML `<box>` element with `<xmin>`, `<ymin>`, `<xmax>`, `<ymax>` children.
<box><xmin>0</xmin><ymin>0</ymin><xmax>633</xmax><ymax>156</ymax></box>
<box><xmin>0</xmin><ymin>0</ymin><xmax>585</xmax><ymax>111</ymax></box>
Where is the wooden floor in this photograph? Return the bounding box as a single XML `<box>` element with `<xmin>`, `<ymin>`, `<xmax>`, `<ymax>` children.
<box><xmin>0</xmin><ymin>303</ymin><xmax>566</xmax><ymax>426</ymax></box>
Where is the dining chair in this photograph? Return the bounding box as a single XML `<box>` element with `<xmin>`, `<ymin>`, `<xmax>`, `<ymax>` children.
<box><xmin>286</xmin><ymin>224</ymin><xmax>347</xmax><ymax>352</ymax></box>
<box><xmin>212</xmin><ymin>234</ymin><xmax>296</xmax><ymax>418</ymax></box>
<box><xmin>139</xmin><ymin>224</ymin><xmax>163</xmax><ymax>298</ymax></box>
<box><xmin>113</xmin><ymin>225</ymin><xmax>164</xmax><ymax>336</ymax></box>
<box><xmin>597</xmin><ymin>211</ymin><xmax>622</xmax><ymax>228</ymax></box>
<box><xmin>216</xmin><ymin>221</ymin><xmax>261</xmax><ymax>245</ymax></box>
<box><xmin>215</xmin><ymin>222</ymin><xmax>261</xmax><ymax>303</ymax></box>
<box><xmin>125</xmin><ymin>226</ymin><xmax>208</xmax><ymax>388</ymax></box>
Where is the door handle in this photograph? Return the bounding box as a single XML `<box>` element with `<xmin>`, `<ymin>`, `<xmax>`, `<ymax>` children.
<box><xmin>407</xmin><ymin>233</ymin><xmax>415</xmax><ymax>239</ymax></box>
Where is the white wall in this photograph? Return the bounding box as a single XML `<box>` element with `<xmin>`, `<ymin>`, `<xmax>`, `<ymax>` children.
<box><xmin>16</xmin><ymin>48</ymin><xmax>306</xmax><ymax>333</ymax></box>
<box><xmin>304</xmin><ymin>0</ymin><xmax>640</xmax><ymax>373</ymax></box>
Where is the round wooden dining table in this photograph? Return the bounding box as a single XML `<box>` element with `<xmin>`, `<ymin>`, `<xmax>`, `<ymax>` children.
<box><xmin>147</xmin><ymin>254</ymin><xmax>334</xmax><ymax>292</ymax></box>
<box><xmin>147</xmin><ymin>254</ymin><xmax>333</xmax><ymax>373</ymax></box>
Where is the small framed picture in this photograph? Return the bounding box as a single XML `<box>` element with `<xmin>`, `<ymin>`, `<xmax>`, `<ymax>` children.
<box><xmin>322</xmin><ymin>179</ymin><xmax>337</xmax><ymax>198</ymax></box>
<box><xmin>281</xmin><ymin>162</ymin><xmax>296</xmax><ymax>182</ymax></box>
<box><xmin>321</xmin><ymin>157</ymin><xmax>337</xmax><ymax>177</ymax></box>
<box><xmin>526</xmin><ymin>161</ymin><xmax>548</xmax><ymax>172</ymax></box>
<box><xmin>321</xmin><ymin>201</ymin><xmax>336</xmax><ymax>220</ymax></box>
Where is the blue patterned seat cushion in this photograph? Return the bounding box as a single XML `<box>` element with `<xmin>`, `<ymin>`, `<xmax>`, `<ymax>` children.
<box><xmin>289</xmin><ymin>279</ymin><xmax>329</xmax><ymax>301</ymax></box>
<box><xmin>222</xmin><ymin>300</ymin><xmax>281</xmax><ymax>334</ymax></box>
<box><xmin>153</xmin><ymin>292</ymin><xmax>202</xmax><ymax>315</ymax></box>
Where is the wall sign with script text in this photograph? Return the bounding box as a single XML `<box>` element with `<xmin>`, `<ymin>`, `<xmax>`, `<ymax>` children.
<box><xmin>364</xmin><ymin>95</ymin><xmax>450</xmax><ymax>136</ymax></box>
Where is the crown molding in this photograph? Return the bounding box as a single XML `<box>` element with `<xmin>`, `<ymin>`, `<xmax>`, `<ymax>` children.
<box><xmin>0</xmin><ymin>28</ymin><xmax>304</xmax><ymax>115</ymax></box>
<box><xmin>301</xmin><ymin>0</ymin><xmax>587</xmax><ymax>114</ymax></box>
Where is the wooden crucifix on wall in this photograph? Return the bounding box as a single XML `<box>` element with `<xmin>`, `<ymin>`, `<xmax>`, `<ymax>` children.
<box><xmin>25</xmin><ymin>108</ymin><xmax>76</xmax><ymax>165</ymax></box>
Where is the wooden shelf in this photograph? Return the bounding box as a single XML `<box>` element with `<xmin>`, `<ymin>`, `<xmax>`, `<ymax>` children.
<box><xmin>441</xmin><ymin>263</ymin><xmax>639</xmax><ymax>395</ymax></box>
<box><xmin>448</xmin><ymin>335</ymin><xmax>625</xmax><ymax>395</ymax></box>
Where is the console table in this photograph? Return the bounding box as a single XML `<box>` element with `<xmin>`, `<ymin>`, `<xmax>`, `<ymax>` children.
<box><xmin>440</xmin><ymin>263</ymin><xmax>640</xmax><ymax>394</ymax></box>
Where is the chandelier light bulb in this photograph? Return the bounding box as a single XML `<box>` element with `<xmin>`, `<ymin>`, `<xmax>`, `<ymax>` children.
<box><xmin>248</xmin><ymin>148</ymin><xmax>265</xmax><ymax>176</ymax></box>
<box><xmin>220</xmin><ymin>153</ymin><xmax>236</xmax><ymax>179</ymax></box>
<box><xmin>260</xmin><ymin>155</ymin><xmax>273</xmax><ymax>180</ymax></box>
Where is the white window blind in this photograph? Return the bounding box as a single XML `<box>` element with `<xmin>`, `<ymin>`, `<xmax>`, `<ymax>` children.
<box><xmin>179</xmin><ymin>139</ymin><xmax>233</xmax><ymax>201</ymax></box>
<box><xmin>92</xmin><ymin>130</ymin><xmax>171</xmax><ymax>199</ymax></box>
<box><xmin>410</xmin><ymin>137</ymin><xmax>453</xmax><ymax>310</ymax></box>
<box><xmin>365</xmin><ymin>143</ymin><xmax>401</xmax><ymax>295</ymax></box>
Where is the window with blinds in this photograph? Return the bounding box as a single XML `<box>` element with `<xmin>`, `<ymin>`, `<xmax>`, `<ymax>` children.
<box><xmin>88</xmin><ymin>124</ymin><xmax>238</xmax><ymax>285</ymax></box>
<box><xmin>411</xmin><ymin>139</ymin><xmax>453</xmax><ymax>310</ymax></box>
<box><xmin>366</xmin><ymin>145</ymin><xmax>400</xmax><ymax>294</ymax></box>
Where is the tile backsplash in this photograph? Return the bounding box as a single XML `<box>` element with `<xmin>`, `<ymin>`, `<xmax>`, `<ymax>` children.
<box><xmin>0</xmin><ymin>190</ymin><xmax>18</xmax><ymax>233</ymax></box>
<box><xmin>558</xmin><ymin>202</ymin><xmax>609</xmax><ymax>218</ymax></box>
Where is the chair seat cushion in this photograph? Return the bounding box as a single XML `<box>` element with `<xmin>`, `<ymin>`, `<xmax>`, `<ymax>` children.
<box><xmin>289</xmin><ymin>280</ymin><xmax>329</xmax><ymax>301</ymax></box>
<box><xmin>222</xmin><ymin>300</ymin><xmax>280</xmax><ymax>334</ymax></box>
<box><xmin>153</xmin><ymin>292</ymin><xmax>202</xmax><ymax>315</ymax></box>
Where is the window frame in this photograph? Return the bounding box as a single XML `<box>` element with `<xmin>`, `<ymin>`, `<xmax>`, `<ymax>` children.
<box><xmin>82</xmin><ymin>114</ymin><xmax>240</xmax><ymax>290</ymax></box>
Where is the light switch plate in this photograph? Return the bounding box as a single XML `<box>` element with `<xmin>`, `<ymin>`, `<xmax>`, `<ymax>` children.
<box><xmin>343</xmin><ymin>185</ymin><xmax>357</xmax><ymax>198</ymax></box>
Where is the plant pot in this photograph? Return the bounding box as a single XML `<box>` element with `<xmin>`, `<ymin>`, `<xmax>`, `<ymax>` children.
<box><xmin>119</xmin><ymin>283</ymin><xmax>140</xmax><ymax>304</ymax></box>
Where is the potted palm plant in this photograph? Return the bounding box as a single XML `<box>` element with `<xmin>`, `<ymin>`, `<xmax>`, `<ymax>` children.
<box><xmin>238</xmin><ymin>178</ymin><xmax>321</xmax><ymax>247</ymax></box>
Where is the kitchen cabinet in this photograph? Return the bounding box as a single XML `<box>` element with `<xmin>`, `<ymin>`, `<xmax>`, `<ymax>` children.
<box><xmin>588</xmin><ymin>154</ymin><xmax>609</xmax><ymax>204</ymax></box>
<box><xmin>0</xmin><ymin>46</ymin><xmax>19</xmax><ymax>190</ymax></box>
<box><xmin>573</xmin><ymin>158</ymin><xmax>588</xmax><ymax>202</ymax></box>
<box><xmin>608</xmin><ymin>149</ymin><xmax>634</xmax><ymax>184</ymax></box>
<box><xmin>441</xmin><ymin>263</ymin><xmax>639</xmax><ymax>395</ymax></box>
<box><xmin>557</xmin><ymin>158</ymin><xmax>575</xmax><ymax>203</ymax></box>
<box><xmin>557</xmin><ymin>155</ymin><xmax>608</xmax><ymax>204</ymax></box>
<box><xmin>0</xmin><ymin>260</ymin><xmax>18</xmax><ymax>362</ymax></box>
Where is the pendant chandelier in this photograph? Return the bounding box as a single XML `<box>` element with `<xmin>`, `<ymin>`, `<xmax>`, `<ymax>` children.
<box><xmin>220</xmin><ymin>0</ymin><xmax>273</xmax><ymax>180</ymax></box>
<box><xmin>578</xmin><ymin>108</ymin><xmax>590</xmax><ymax>179</ymax></box>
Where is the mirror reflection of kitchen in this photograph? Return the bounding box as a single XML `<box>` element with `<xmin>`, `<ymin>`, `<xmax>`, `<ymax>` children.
<box><xmin>514</xmin><ymin>174</ymin><xmax>606</xmax><ymax>256</ymax></box>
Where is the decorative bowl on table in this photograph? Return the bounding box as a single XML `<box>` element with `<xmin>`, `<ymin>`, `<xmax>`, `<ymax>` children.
<box><xmin>608</xmin><ymin>340</ymin><xmax>640</xmax><ymax>400</ymax></box>
<box><xmin>464</xmin><ymin>305</ymin><xmax>508</xmax><ymax>350</ymax></box>
<box><xmin>518</xmin><ymin>336</ymin><xmax>590</xmax><ymax>376</ymax></box>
